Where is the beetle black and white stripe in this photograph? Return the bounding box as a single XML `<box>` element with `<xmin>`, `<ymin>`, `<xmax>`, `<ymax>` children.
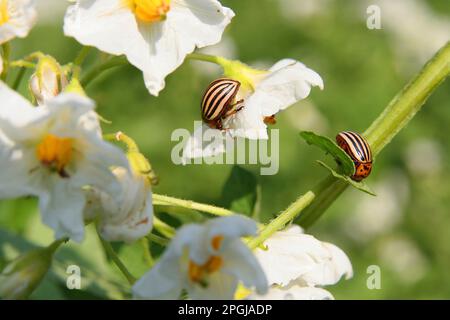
<box><xmin>336</xmin><ymin>131</ymin><xmax>373</xmax><ymax>181</ymax></box>
<box><xmin>201</xmin><ymin>78</ymin><xmax>243</xmax><ymax>130</ymax></box>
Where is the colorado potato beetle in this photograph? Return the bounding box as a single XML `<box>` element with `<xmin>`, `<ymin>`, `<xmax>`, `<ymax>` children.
<box><xmin>201</xmin><ymin>78</ymin><xmax>244</xmax><ymax>130</ymax></box>
<box><xmin>336</xmin><ymin>131</ymin><xmax>373</xmax><ymax>181</ymax></box>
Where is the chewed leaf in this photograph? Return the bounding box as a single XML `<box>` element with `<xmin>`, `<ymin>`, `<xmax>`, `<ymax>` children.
<box><xmin>316</xmin><ymin>160</ymin><xmax>376</xmax><ymax>196</ymax></box>
<box><xmin>300</xmin><ymin>131</ymin><xmax>355</xmax><ymax>176</ymax></box>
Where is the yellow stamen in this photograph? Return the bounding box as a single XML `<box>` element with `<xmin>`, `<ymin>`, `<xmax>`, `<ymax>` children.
<box><xmin>0</xmin><ymin>0</ymin><xmax>9</xmax><ymax>25</ymax></box>
<box><xmin>211</xmin><ymin>235</ymin><xmax>223</xmax><ymax>251</ymax></box>
<box><xmin>188</xmin><ymin>235</ymin><xmax>225</xmax><ymax>284</ymax></box>
<box><xmin>36</xmin><ymin>134</ymin><xmax>74</xmax><ymax>174</ymax></box>
<box><xmin>188</xmin><ymin>256</ymin><xmax>224</xmax><ymax>283</ymax></box>
<box><xmin>127</xmin><ymin>0</ymin><xmax>171</xmax><ymax>23</ymax></box>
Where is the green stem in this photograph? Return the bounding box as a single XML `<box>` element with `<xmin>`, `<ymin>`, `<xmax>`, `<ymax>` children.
<box><xmin>9</xmin><ymin>60</ymin><xmax>35</xmax><ymax>69</ymax></box>
<box><xmin>12</xmin><ymin>67</ymin><xmax>27</xmax><ymax>90</ymax></box>
<box><xmin>74</xmin><ymin>46</ymin><xmax>91</xmax><ymax>68</ymax></box>
<box><xmin>141</xmin><ymin>237</ymin><xmax>153</xmax><ymax>267</ymax></box>
<box><xmin>296</xmin><ymin>41</ymin><xmax>450</xmax><ymax>228</ymax></box>
<box><xmin>153</xmin><ymin>216</ymin><xmax>176</xmax><ymax>239</ymax></box>
<box><xmin>146</xmin><ymin>233</ymin><xmax>169</xmax><ymax>246</ymax></box>
<box><xmin>46</xmin><ymin>237</ymin><xmax>68</xmax><ymax>254</ymax></box>
<box><xmin>247</xmin><ymin>191</ymin><xmax>315</xmax><ymax>249</ymax></box>
<box><xmin>153</xmin><ymin>193</ymin><xmax>235</xmax><ymax>217</ymax></box>
<box><xmin>1</xmin><ymin>43</ymin><xmax>11</xmax><ymax>81</ymax></box>
<box><xmin>98</xmin><ymin>232</ymin><xmax>136</xmax><ymax>285</ymax></box>
<box><xmin>186</xmin><ymin>53</ymin><xmax>228</xmax><ymax>66</ymax></box>
<box><xmin>81</xmin><ymin>55</ymin><xmax>128</xmax><ymax>87</ymax></box>
<box><xmin>364</xmin><ymin>42</ymin><xmax>450</xmax><ymax>154</ymax></box>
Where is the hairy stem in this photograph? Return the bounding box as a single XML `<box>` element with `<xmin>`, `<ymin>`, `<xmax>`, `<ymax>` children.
<box><xmin>247</xmin><ymin>191</ymin><xmax>316</xmax><ymax>249</ymax></box>
<box><xmin>153</xmin><ymin>193</ymin><xmax>235</xmax><ymax>217</ymax></box>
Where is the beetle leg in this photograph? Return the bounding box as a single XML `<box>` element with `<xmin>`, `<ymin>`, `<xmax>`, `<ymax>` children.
<box><xmin>223</xmin><ymin>101</ymin><xmax>245</xmax><ymax>118</ymax></box>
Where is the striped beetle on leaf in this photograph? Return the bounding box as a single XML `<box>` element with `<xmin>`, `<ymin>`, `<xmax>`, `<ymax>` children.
<box><xmin>336</xmin><ymin>131</ymin><xmax>373</xmax><ymax>181</ymax></box>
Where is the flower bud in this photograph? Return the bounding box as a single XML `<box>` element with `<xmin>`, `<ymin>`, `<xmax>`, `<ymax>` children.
<box><xmin>0</xmin><ymin>242</ymin><xmax>60</xmax><ymax>299</ymax></box>
<box><xmin>29</xmin><ymin>55</ymin><xmax>68</xmax><ymax>105</ymax></box>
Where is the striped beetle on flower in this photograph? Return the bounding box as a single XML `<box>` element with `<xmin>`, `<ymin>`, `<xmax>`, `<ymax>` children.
<box><xmin>201</xmin><ymin>78</ymin><xmax>244</xmax><ymax>130</ymax></box>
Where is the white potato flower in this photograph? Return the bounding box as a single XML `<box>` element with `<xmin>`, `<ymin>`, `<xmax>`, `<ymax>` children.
<box><xmin>183</xmin><ymin>59</ymin><xmax>323</xmax><ymax>160</ymax></box>
<box><xmin>84</xmin><ymin>166</ymin><xmax>153</xmax><ymax>243</ymax></box>
<box><xmin>64</xmin><ymin>0</ymin><xmax>234</xmax><ymax>96</ymax></box>
<box><xmin>0</xmin><ymin>0</ymin><xmax>37</xmax><ymax>44</ymax></box>
<box><xmin>0</xmin><ymin>83</ymin><xmax>128</xmax><ymax>242</ymax></box>
<box><xmin>132</xmin><ymin>216</ymin><xmax>268</xmax><ymax>299</ymax></box>
<box><xmin>249</xmin><ymin>225</ymin><xmax>352</xmax><ymax>300</ymax></box>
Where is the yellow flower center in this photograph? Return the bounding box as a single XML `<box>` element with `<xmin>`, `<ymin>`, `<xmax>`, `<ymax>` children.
<box><xmin>127</xmin><ymin>0</ymin><xmax>171</xmax><ymax>23</ymax></box>
<box><xmin>36</xmin><ymin>134</ymin><xmax>74</xmax><ymax>176</ymax></box>
<box><xmin>0</xmin><ymin>0</ymin><xmax>9</xmax><ymax>25</ymax></box>
<box><xmin>188</xmin><ymin>235</ymin><xmax>224</xmax><ymax>285</ymax></box>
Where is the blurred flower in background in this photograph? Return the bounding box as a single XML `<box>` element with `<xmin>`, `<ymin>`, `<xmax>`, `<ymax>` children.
<box><xmin>404</xmin><ymin>138</ymin><xmax>444</xmax><ymax>178</ymax></box>
<box><xmin>377</xmin><ymin>235</ymin><xmax>429</xmax><ymax>284</ymax></box>
<box><xmin>361</xmin><ymin>0</ymin><xmax>450</xmax><ymax>70</ymax></box>
<box><xmin>342</xmin><ymin>170</ymin><xmax>410</xmax><ymax>243</ymax></box>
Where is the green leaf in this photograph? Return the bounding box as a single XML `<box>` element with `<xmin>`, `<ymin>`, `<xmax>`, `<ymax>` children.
<box><xmin>316</xmin><ymin>161</ymin><xmax>376</xmax><ymax>196</ymax></box>
<box><xmin>299</xmin><ymin>131</ymin><xmax>355</xmax><ymax>176</ymax></box>
<box><xmin>220</xmin><ymin>166</ymin><xmax>260</xmax><ymax>218</ymax></box>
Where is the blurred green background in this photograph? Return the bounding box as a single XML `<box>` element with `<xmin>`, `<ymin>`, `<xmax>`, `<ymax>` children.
<box><xmin>1</xmin><ymin>0</ymin><xmax>450</xmax><ymax>299</ymax></box>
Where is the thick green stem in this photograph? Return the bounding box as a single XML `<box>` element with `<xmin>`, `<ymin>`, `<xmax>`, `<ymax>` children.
<box><xmin>153</xmin><ymin>193</ymin><xmax>235</xmax><ymax>217</ymax></box>
<box><xmin>296</xmin><ymin>41</ymin><xmax>450</xmax><ymax>229</ymax></box>
<box><xmin>247</xmin><ymin>191</ymin><xmax>315</xmax><ymax>249</ymax></box>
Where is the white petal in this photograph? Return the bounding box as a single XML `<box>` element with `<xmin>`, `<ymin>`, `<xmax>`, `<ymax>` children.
<box><xmin>132</xmin><ymin>252</ymin><xmax>183</xmax><ymax>299</ymax></box>
<box><xmin>249</xmin><ymin>285</ymin><xmax>334</xmax><ymax>300</ymax></box>
<box><xmin>182</xmin><ymin>123</ymin><xmax>227</xmax><ymax>161</ymax></box>
<box><xmin>249</xmin><ymin>59</ymin><xmax>324</xmax><ymax>117</ymax></box>
<box><xmin>225</xmin><ymin>103</ymin><xmax>268</xmax><ymax>140</ymax></box>
<box><xmin>222</xmin><ymin>240</ymin><xmax>268</xmax><ymax>295</ymax></box>
<box><xmin>141</xmin><ymin>0</ymin><xmax>234</xmax><ymax>95</ymax></box>
<box><xmin>0</xmin><ymin>0</ymin><xmax>37</xmax><ymax>44</ymax></box>
<box><xmin>206</xmin><ymin>215</ymin><xmax>258</xmax><ymax>253</ymax></box>
<box><xmin>255</xmin><ymin>225</ymin><xmax>352</xmax><ymax>287</ymax></box>
<box><xmin>187</xmin><ymin>271</ymin><xmax>238</xmax><ymax>300</ymax></box>
<box><xmin>0</xmin><ymin>142</ymin><xmax>39</xmax><ymax>198</ymax></box>
<box><xmin>0</xmin><ymin>81</ymin><xmax>42</xmax><ymax>130</ymax></box>
<box><xmin>64</xmin><ymin>0</ymin><xmax>234</xmax><ymax>96</ymax></box>
<box><xmin>38</xmin><ymin>178</ymin><xmax>86</xmax><ymax>242</ymax></box>
<box><xmin>64</xmin><ymin>0</ymin><xmax>139</xmax><ymax>57</ymax></box>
